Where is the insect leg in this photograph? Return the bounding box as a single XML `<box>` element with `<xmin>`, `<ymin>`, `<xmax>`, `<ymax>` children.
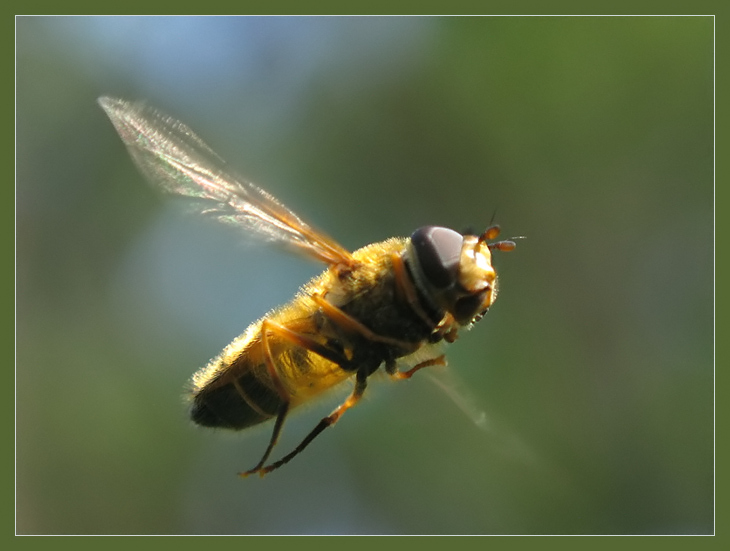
<box><xmin>256</xmin><ymin>367</ymin><xmax>369</xmax><ymax>477</ymax></box>
<box><xmin>386</xmin><ymin>354</ymin><xmax>447</xmax><ymax>380</ymax></box>
<box><xmin>239</xmin><ymin>401</ymin><xmax>290</xmax><ymax>477</ymax></box>
<box><xmin>240</xmin><ymin>318</ymin><xmax>352</xmax><ymax>478</ymax></box>
<box><xmin>390</xmin><ymin>252</ymin><xmax>439</xmax><ymax>330</ymax></box>
<box><xmin>238</xmin><ymin>319</ymin><xmax>291</xmax><ymax>476</ymax></box>
<box><xmin>311</xmin><ymin>292</ymin><xmax>418</xmax><ymax>352</ymax></box>
<box><xmin>391</xmin><ymin>253</ymin><xmax>459</xmax><ymax>342</ymax></box>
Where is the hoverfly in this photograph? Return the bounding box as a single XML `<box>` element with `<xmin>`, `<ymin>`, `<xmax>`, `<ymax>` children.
<box><xmin>99</xmin><ymin>97</ymin><xmax>516</xmax><ymax>477</ymax></box>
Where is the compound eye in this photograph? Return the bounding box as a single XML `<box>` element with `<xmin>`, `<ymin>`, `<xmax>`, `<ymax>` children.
<box><xmin>410</xmin><ymin>226</ymin><xmax>463</xmax><ymax>289</ymax></box>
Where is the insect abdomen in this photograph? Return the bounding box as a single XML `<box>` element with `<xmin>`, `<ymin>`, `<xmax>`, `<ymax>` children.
<box><xmin>190</xmin><ymin>368</ymin><xmax>281</xmax><ymax>429</ymax></box>
<box><xmin>189</xmin><ymin>312</ymin><xmax>353</xmax><ymax>430</ymax></box>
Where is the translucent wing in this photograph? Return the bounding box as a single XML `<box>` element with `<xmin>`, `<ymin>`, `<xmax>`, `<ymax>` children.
<box><xmin>98</xmin><ymin>97</ymin><xmax>354</xmax><ymax>267</ymax></box>
<box><xmin>424</xmin><ymin>366</ymin><xmax>539</xmax><ymax>466</ymax></box>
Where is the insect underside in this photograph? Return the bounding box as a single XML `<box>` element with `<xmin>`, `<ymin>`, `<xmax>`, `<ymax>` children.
<box><xmin>98</xmin><ymin>96</ymin><xmax>516</xmax><ymax>477</ymax></box>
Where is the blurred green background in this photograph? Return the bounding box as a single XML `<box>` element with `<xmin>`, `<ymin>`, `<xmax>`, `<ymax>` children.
<box><xmin>16</xmin><ymin>16</ymin><xmax>713</xmax><ymax>534</ymax></box>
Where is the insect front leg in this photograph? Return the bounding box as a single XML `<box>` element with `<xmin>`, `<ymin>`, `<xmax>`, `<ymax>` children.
<box><xmin>391</xmin><ymin>253</ymin><xmax>459</xmax><ymax>344</ymax></box>
<box><xmin>386</xmin><ymin>354</ymin><xmax>447</xmax><ymax>380</ymax></box>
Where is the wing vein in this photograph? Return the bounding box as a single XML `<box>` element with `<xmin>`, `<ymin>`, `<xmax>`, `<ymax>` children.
<box><xmin>99</xmin><ymin>96</ymin><xmax>353</xmax><ymax>267</ymax></box>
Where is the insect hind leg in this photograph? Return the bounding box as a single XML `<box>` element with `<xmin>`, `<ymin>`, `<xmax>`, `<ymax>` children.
<box><xmin>240</xmin><ymin>318</ymin><xmax>354</xmax><ymax>478</ymax></box>
<box><xmin>238</xmin><ymin>401</ymin><xmax>290</xmax><ymax>477</ymax></box>
<box><xmin>254</xmin><ymin>367</ymin><xmax>369</xmax><ymax>477</ymax></box>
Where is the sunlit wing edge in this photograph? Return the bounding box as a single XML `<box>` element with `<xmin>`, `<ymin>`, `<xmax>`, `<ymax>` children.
<box><xmin>98</xmin><ymin>96</ymin><xmax>354</xmax><ymax>267</ymax></box>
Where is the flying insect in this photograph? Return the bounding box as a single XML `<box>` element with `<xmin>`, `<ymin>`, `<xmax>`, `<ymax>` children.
<box><xmin>98</xmin><ymin>96</ymin><xmax>516</xmax><ymax>477</ymax></box>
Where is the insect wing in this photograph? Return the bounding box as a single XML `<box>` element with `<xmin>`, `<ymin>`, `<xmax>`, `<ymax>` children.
<box><xmin>98</xmin><ymin>97</ymin><xmax>353</xmax><ymax>267</ymax></box>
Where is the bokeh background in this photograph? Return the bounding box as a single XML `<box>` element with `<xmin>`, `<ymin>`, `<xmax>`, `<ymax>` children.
<box><xmin>16</xmin><ymin>16</ymin><xmax>713</xmax><ymax>534</ymax></box>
